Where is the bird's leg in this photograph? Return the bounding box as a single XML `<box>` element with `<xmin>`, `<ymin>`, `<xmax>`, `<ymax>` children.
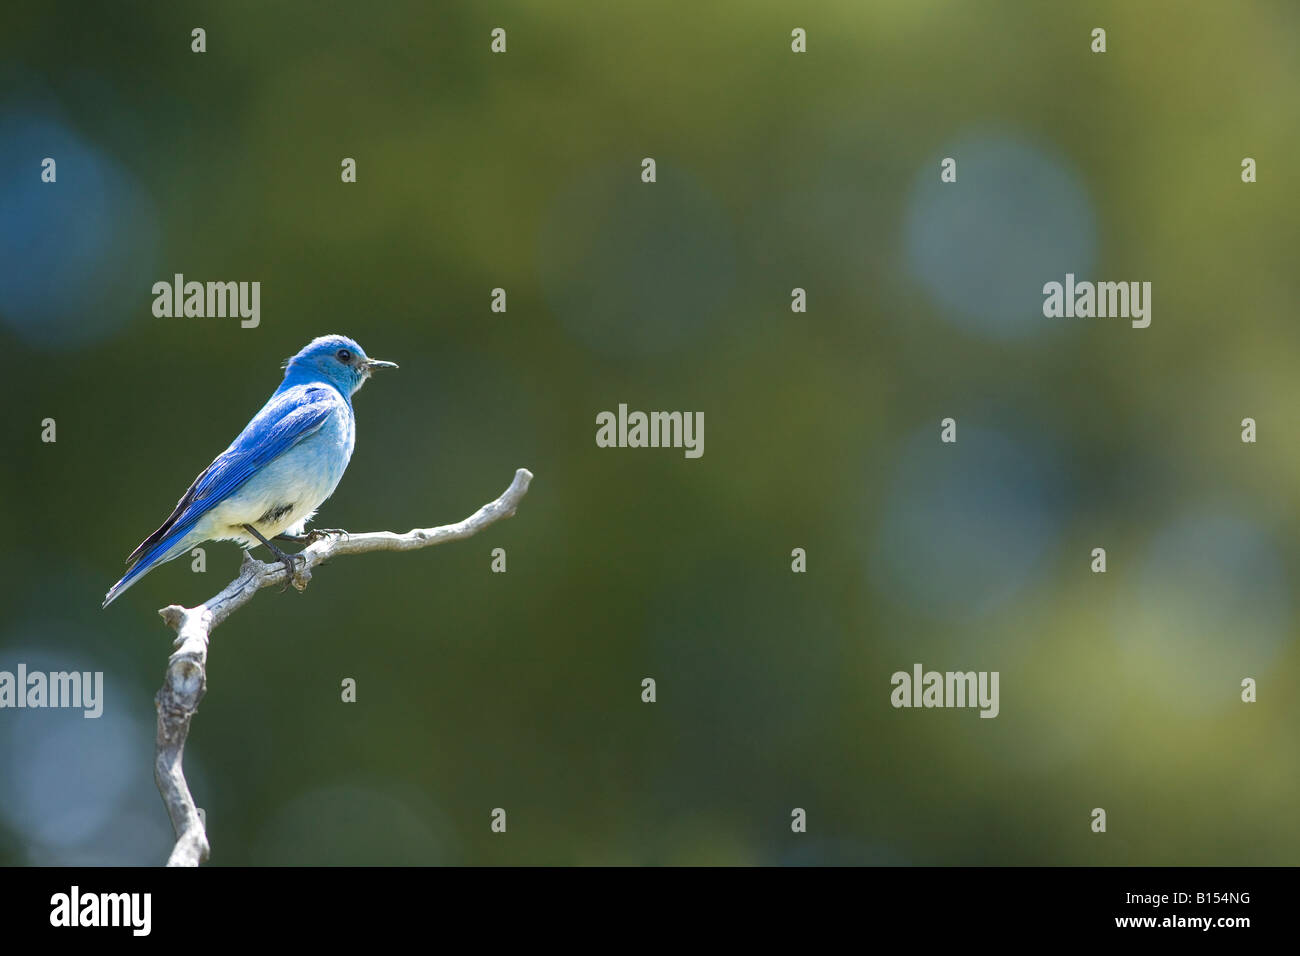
<box><xmin>243</xmin><ymin>524</ymin><xmax>303</xmax><ymax>587</ymax></box>
<box><xmin>274</xmin><ymin>531</ymin><xmax>309</xmax><ymax>543</ymax></box>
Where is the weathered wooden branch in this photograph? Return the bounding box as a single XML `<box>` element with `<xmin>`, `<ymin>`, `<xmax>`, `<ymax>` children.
<box><xmin>153</xmin><ymin>467</ymin><xmax>534</xmax><ymax>866</ymax></box>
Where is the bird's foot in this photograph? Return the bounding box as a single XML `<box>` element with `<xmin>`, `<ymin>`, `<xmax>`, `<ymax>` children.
<box><xmin>275</xmin><ymin>552</ymin><xmax>311</xmax><ymax>593</ymax></box>
<box><xmin>243</xmin><ymin>523</ymin><xmax>311</xmax><ymax>592</ymax></box>
<box><xmin>305</xmin><ymin>527</ymin><xmax>349</xmax><ymax>545</ymax></box>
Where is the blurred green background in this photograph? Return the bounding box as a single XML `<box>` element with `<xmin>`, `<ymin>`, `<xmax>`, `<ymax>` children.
<box><xmin>1</xmin><ymin>0</ymin><xmax>1298</xmax><ymax>865</ymax></box>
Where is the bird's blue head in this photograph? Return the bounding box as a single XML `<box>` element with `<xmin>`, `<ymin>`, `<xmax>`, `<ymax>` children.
<box><xmin>282</xmin><ymin>334</ymin><xmax>397</xmax><ymax>397</ymax></box>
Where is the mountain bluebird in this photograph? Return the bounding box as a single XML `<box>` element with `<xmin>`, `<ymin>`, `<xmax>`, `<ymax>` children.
<box><xmin>103</xmin><ymin>334</ymin><xmax>396</xmax><ymax>607</ymax></box>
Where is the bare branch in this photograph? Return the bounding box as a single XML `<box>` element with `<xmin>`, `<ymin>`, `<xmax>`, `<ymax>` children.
<box><xmin>152</xmin><ymin>467</ymin><xmax>534</xmax><ymax>866</ymax></box>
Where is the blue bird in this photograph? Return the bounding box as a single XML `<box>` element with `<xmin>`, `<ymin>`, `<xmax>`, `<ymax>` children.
<box><xmin>103</xmin><ymin>335</ymin><xmax>397</xmax><ymax>608</ymax></box>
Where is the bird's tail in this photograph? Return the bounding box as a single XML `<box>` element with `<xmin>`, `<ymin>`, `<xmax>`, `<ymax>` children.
<box><xmin>102</xmin><ymin>530</ymin><xmax>195</xmax><ymax>608</ymax></box>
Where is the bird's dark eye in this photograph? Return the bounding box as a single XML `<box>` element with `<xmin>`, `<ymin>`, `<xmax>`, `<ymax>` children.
<box><xmin>336</xmin><ymin>349</ymin><xmax>352</xmax><ymax>363</ymax></box>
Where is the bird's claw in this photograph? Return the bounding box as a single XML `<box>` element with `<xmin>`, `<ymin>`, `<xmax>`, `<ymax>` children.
<box><xmin>305</xmin><ymin>528</ymin><xmax>349</xmax><ymax>545</ymax></box>
<box><xmin>275</xmin><ymin>553</ymin><xmax>311</xmax><ymax>592</ymax></box>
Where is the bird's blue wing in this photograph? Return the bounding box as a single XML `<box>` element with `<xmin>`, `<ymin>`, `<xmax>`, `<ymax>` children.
<box><xmin>188</xmin><ymin>386</ymin><xmax>343</xmax><ymax>509</ymax></box>
<box><xmin>122</xmin><ymin>384</ymin><xmax>344</xmax><ymax>568</ymax></box>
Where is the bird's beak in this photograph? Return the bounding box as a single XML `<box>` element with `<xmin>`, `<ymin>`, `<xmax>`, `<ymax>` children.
<box><xmin>364</xmin><ymin>358</ymin><xmax>399</xmax><ymax>371</ymax></box>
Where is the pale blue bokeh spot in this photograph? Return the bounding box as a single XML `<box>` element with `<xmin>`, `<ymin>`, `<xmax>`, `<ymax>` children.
<box><xmin>0</xmin><ymin>111</ymin><xmax>159</xmax><ymax>349</ymax></box>
<box><xmin>903</xmin><ymin>132</ymin><xmax>1096</xmax><ymax>339</ymax></box>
